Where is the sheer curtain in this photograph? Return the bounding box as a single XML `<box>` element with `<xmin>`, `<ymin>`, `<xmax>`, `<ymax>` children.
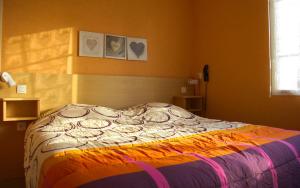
<box><xmin>270</xmin><ymin>0</ymin><xmax>300</xmax><ymax>95</ymax></box>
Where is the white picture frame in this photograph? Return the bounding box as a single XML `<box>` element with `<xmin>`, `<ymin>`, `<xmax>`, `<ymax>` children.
<box><xmin>79</xmin><ymin>31</ymin><xmax>104</xmax><ymax>58</ymax></box>
<box><xmin>127</xmin><ymin>37</ymin><xmax>148</xmax><ymax>61</ymax></box>
<box><xmin>105</xmin><ymin>34</ymin><xmax>127</xmax><ymax>60</ymax></box>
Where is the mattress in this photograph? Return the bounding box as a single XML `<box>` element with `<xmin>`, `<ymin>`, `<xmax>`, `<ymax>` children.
<box><xmin>24</xmin><ymin>103</ymin><xmax>300</xmax><ymax>188</ymax></box>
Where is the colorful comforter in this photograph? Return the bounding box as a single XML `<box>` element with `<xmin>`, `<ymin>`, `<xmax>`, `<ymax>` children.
<box><xmin>24</xmin><ymin>103</ymin><xmax>300</xmax><ymax>188</ymax></box>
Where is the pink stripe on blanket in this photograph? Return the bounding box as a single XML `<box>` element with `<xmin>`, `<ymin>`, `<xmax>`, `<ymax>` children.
<box><xmin>239</xmin><ymin>132</ymin><xmax>300</xmax><ymax>163</ymax></box>
<box><xmin>123</xmin><ymin>156</ymin><xmax>170</xmax><ymax>188</ymax></box>
<box><xmin>276</xmin><ymin>140</ymin><xmax>300</xmax><ymax>163</ymax></box>
<box><xmin>248</xmin><ymin>146</ymin><xmax>278</xmax><ymax>188</ymax></box>
<box><xmin>172</xmin><ymin>150</ymin><xmax>228</xmax><ymax>188</ymax></box>
<box><xmin>229</xmin><ymin>142</ymin><xmax>278</xmax><ymax>188</ymax></box>
<box><xmin>211</xmin><ymin>137</ymin><xmax>278</xmax><ymax>188</ymax></box>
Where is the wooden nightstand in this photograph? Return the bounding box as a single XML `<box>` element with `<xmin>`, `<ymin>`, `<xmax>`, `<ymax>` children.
<box><xmin>0</xmin><ymin>98</ymin><xmax>39</xmax><ymax>186</ymax></box>
<box><xmin>173</xmin><ymin>96</ymin><xmax>203</xmax><ymax>115</ymax></box>
<box><xmin>0</xmin><ymin>98</ymin><xmax>40</xmax><ymax>121</ymax></box>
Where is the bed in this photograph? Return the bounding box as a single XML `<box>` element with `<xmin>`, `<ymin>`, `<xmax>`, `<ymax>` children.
<box><xmin>24</xmin><ymin>103</ymin><xmax>300</xmax><ymax>188</ymax></box>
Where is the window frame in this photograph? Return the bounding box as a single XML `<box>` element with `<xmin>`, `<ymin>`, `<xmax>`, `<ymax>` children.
<box><xmin>269</xmin><ymin>0</ymin><xmax>300</xmax><ymax>96</ymax></box>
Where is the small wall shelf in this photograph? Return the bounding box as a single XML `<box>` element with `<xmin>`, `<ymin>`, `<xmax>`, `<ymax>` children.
<box><xmin>173</xmin><ymin>96</ymin><xmax>203</xmax><ymax>115</ymax></box>
<box><xmin>0</xmin><ymin>98</ymin><xmax>40</xmax><ymax>122</ymax></box>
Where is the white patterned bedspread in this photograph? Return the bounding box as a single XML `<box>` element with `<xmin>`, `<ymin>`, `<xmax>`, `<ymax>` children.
<box><xmin>24</xmin><ymin>103</ymin><xmax>244</xmax><ymax>188</ymax></box>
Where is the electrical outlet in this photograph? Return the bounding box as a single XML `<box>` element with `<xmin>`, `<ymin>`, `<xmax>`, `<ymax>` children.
<box><xmin>17</xmin><ymin>122</ymin><xmax>27</xmax><ymax>131</ymax></box>
<box><xmin>17</xmin><ymin>85</ymin><xmax>27</xmax><ymax>94</ymax></box>
<box><xmin>181</xmin><ymin>86</ymin><xmax>187</xmax><ymax>94</ymax></box>
<box><xmin>188</xmin><ymin>79</ymin><xmax>199</xmax><ymax>85</ymax></box>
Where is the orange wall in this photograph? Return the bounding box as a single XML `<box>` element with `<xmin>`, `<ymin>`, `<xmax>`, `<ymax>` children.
<box><xmin>2</xmin><ymin>0</ymin><xmax>195</xmax><ymax>78</ymax></box>
<box><xmin>194</xmin><ymin>0</ymin><xmax>300</xmax><ymax>129</ymax></box>
<box><xmin>2</xmin><ymin>0</ymin><xmax>300</xmax><ymax>129</ymax></box>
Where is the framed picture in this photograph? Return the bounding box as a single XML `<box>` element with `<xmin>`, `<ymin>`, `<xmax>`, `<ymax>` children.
<box><xmin>105</xmin><ymin>34</ymin><xmax>127</xmax><ymax>60</ymax></box>
<box><xmin>79</xmin><ymin>31</ymin><xmax>104</xmax><ymax>58</ymax></box>
<box><xmin>127</xmin><ymin>37</ymin><xmax>147</xmax><ymax>61</ymax></box>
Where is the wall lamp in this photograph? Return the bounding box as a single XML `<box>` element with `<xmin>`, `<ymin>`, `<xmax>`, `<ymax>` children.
<box><xmin>0</xmin><ymin>72</ymin><xmax>16</xmax><ymax>87</ymax></box>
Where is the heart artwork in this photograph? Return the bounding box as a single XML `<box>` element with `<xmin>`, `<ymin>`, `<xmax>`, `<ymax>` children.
<box><xmin>110</xmin><ymin>40</ymin><xmax>122</xmax><ymax>52</ymax></box>
<box><xmin>86</xmin><ymin>39</ymin><xmax>98</xmax><ymax>51</ymax></box>
<box><xmin>130</xmin><ymin>42</ymin><xmax>145</xmax><ymax>58</ymax></box>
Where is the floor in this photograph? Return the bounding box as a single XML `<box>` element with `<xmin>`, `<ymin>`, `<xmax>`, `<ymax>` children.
<box><xmin>0</xmin><ymin>177</ymin><xmax>25</xmax><ymax>188</ymax></box>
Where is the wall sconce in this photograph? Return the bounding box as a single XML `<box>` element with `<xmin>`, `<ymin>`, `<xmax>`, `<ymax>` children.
<box><xmin>0</xmin><ymin>72</ymin><xmax>16</xmax><ymax>87</ymax></box>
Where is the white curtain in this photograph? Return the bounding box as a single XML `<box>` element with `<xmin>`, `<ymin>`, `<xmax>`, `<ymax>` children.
<box><xmin>270</xmin><ymin>0</ymin><xmax>300</xmax><ymax>95</ymax></box>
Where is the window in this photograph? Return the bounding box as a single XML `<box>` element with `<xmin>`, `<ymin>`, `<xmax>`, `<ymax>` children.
<box><xmin>270</xmin><ymin>0</ymin><xmax>300</xmax><ymax>95</ymax></box>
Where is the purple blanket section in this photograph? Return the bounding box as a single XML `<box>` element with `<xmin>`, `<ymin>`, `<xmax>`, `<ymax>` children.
<box><xmin>80</xmin><ymin>135</ymin><xmax>300</xmax><ymax>188</ymax></box>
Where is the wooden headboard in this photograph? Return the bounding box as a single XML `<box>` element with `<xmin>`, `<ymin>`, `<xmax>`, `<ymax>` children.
<box><xmin>74</xmin><ymin>74</ymin><xmax>191</xmax><ymax>109</ymax></box>
<box><xmin>0</xmin><ymin>73</ymin><xmax>191</xmax><ymax>111</ymax></box>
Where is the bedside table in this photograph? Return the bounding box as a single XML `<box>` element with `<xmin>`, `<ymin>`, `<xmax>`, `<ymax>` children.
<box><xmin>0</xmin><ymin>98</ymin><xmax>40</xmax><ymax>187</ymax></box>
<box><xmin>173</xmin><ymin>96</ymin><xmax>203</xmax><ymax>115</ymax></box>
<box><xmin>0</xmin><ymin>98</ymin><xmax>40</xmax><ymax>121</ymax></box>
<box><xmin>0</xmin><ymin>98</ymin><xmax>39</xmax><ymax>186</ymax></box>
